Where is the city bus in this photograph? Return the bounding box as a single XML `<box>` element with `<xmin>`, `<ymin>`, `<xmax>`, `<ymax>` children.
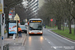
<box><xmin>28</xmin><ymin>18</ymin><xmax>43</xmax><ymax>35</ymax></box>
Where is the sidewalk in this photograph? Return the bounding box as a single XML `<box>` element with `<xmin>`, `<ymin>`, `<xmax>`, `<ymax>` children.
<box><xmin>0</xmin><ymin>33</ymin><xmax>7</xmax><ymax>47</ymax></box>
<box><xmin>0</xmin><ymin>33</ymin><xmax>26</xmax><ymax>50</ymax></box>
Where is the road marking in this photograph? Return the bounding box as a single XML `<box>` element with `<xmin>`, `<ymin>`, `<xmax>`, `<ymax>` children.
<box><xmin>53</xmin><ymin>47</ymin><xmax>57</xmax><ymax>49</ymax></box>
<box><xmin>44</xmin><ymin>37</ymin><xmax>57</xmax><ymax>49</ymax></box>
<box><xmin>45</xmin><ymin>38</ymin><xmax>46</xmax><ymax>40</ymax></box>
<box><xmin>45</xmin><ymin>38</ymin><xmax>51</xmax><ymax>44</ymax></box>
<box><xmin>45</xmin><ymin>38</ymin><xmax>49</xmax><ymax>42</ymax></box>
<box><xmin>48</xmin><ymin>42</ymin><xmax>50</xmax><ymax>44</ymax></box>
<box><xmin>48</xmin><ymin>30</ymin><xmax>75</xmax><ymax>44</ymax></box>
<box><xmin>44</xmin><ymin>36</ymin><xmax>54</xmax><ymax>44</ymax></box>
<box><xmin>44</xmin><ymin>37</ymin><xmax>51</xmax><ymax>43</ymax></box>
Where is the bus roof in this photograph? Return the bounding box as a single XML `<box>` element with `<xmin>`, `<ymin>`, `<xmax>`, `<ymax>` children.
<box><xmin>29</xmin><ymin>18</ymin><xmax>42</xmax><ymax>20</ymax></box>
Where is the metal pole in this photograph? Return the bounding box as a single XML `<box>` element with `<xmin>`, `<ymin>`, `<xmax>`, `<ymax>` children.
<box><xmin>1</xmin><ymin>0</ymin><xmax>4</xmax><ymax>50</ymax></box>
<box><xmin>0</xmin><ymin>0</ymin><xmax>1</xmax><ymax>49</ymax></box>
<box><xmin>74</xmin><ymin>19</ymin><xmax>75</xmax><ymax>35</ymax></box>
<box><xmin>0</xmin><ymin>1</ymin><xmax>1</xmax><ymax>36</ymax></box>
<box><xmin>16</xmin><ymin>20</ymin><xmax>18</xmax><ymax>38</ymax></box>
<box><xmin>1</xmin><ymin>0</ymin><xmax>4</xmax><ymax>13</ymax></box>
<box><xmin>0</xmin><ymin>15</ymin><xmax>3</xmax><ymax>50</ymax></box>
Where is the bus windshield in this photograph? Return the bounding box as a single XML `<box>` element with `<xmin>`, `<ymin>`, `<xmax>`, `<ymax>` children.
<box><xmin>29</xmin><ymin>23</ymin><xmax>42</xmax><ymax>30</ymax></box>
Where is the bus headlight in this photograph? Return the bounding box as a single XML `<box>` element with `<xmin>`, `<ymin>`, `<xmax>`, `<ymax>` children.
<box><xmin>39</xmin><ymin>31</ymin><xmax>42</xmax><ymax>33</ymax></box>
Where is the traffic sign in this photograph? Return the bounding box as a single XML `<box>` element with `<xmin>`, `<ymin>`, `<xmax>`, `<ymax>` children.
<box><xmin>9</xmin><ymin>14</ymin><xmax>12</xmax><ymax>18</ymax></box>
<box><xmin>14</xmin><ymin>14</ymin><xmax>20</xmax><ymax>20</ymax></box>
<box><xmin>0</xmin><ymin>4</ymin><xmax>3</xmax><ymax>14</ymax></box>
<box><xmin>50</xmin><ymin>19</ymin><xmax>53</xmax><ymax>22</ymax></box>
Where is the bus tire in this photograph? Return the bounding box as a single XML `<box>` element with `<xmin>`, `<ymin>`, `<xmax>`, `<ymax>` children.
<box><xmin>41</xmin><ymin>34</ymin><xmax>43</xmax><ymax>36</ymax></box>
<box><xmin>29</xmin><ymin>34</ymin><xmax>31</xmax><ymax>36</ymax></box>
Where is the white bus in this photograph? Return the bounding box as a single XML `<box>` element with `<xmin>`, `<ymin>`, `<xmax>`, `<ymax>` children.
<box><xmin>28</xmin><ymin>18</ymin><xmax>43</xmax><ymax>35</ymax></box>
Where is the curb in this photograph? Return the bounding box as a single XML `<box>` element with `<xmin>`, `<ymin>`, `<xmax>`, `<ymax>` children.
<box><xmin>51</xmin><ymin>30</ymin><xmax>75</xmax><ymax>42</ymax></box>
<box><xmin>23</xmin><ymin>34</ymin><xmax>27</xmax><ymax>46</ymax></box>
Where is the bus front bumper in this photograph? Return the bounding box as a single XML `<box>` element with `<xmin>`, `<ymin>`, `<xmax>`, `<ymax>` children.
<box><xmin>29</xmin><ymin>32</ymin><xmax>43</xmax><ymax>34</ymax></box>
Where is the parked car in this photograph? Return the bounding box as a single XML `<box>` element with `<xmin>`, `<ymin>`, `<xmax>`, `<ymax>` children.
<box><xmin>19</xmin><ymin>25</ymin><xmax>27</xmax><ymax>33</ymax></box>
<box><xmin>24</xmin><ymin>23</ymin><xmax>28</xmax><ymax>29</ymax></box>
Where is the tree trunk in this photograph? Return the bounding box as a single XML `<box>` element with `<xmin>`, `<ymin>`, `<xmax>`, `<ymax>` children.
<box><xmin>47</xmin><ymin>17</ymin><xmax>49</xmax><ymax>26</ymax></box>
<box><xmin>74</xmin><ymin>19</ymin><xmax>75</xmax><ymax>35</ymax></box>
<box><xmin>58</xmin><ymin>21</ymin><xmax>61</xmax><ymax>30</ymax></box>
<box><xmin>4</xmin><ymin>8</ymin><xmax>9</xmax><ymax>34</ymax></box>
<box><xmin>63</xmin><ymin>20</ymin><xmax>64</xmax><ymax>31</ymax></box>
<box><xmin>57</xmin><ymin>20</ymin><xmax>61</xmax><ymax>30</ymax></box>
<box><xmin>68</xmin><ymin>20</ymin><xmax>72</xmax><ymax>34</ymax></box>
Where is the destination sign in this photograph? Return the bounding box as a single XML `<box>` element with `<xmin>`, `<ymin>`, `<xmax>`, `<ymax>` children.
<box><xmin>30</xmin><ymin>20</ymin><xmax>42</xmax><ymax>23</ymax></box>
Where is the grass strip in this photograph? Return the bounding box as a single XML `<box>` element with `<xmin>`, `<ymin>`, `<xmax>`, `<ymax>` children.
<box><xmin>46</xmin><ymin>25</ymin><xmax>75</xmax><ymax>41</ymax></box>
<box><xmin>52</xmin><ymin>29</ymin><xmax>75</xmax><ymax>41</ymax></box>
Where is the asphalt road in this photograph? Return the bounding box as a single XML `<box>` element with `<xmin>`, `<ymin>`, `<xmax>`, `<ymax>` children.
<box><xmin>25</xmin><ymin>28</ymin><xmax>75</xmax><ymax>50</ymax></box>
